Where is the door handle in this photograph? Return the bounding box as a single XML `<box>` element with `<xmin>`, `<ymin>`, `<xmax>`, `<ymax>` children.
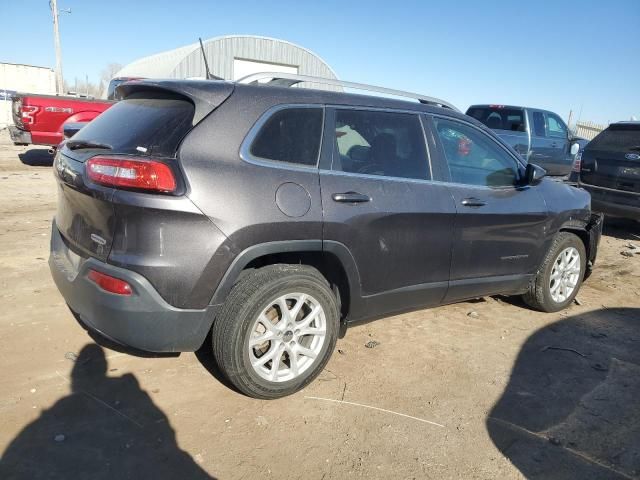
<box><xmin>551</xmin><ymin>142</ymin><xmax>557</xmax><ymax>147</ymax></box>
<box><xmin>461</xmin><ymin>197</ymin><xmax>486</xmax><ymax>207</ymax></box>
<box><xmin>332</xmin><ymin>192</ymin><xmax>371</xmax><ymax>203</ymax></box>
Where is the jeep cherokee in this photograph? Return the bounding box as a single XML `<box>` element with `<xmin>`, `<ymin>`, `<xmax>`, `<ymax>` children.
<box><xmin>49</xmin><ymin>75</ymin><xmax>602</xmax><ymax>399</ymax></box>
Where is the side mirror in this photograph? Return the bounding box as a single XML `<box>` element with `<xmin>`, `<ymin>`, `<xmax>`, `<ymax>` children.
<box><xmin>525</xmin><ymin>163</ymin><xmax>546</xmax><ymax>185</ymax></box>
<box><xmin>570</xmin><ymin>142</ymin><xmax>580</xmax><ymax>156</ymax></box>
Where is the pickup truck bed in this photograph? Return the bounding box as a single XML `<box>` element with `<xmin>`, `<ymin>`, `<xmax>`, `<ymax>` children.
<box><xmin>9</xmin><ymin>93</ymin><xmax>113</xmax><ymax>147</ymax></box>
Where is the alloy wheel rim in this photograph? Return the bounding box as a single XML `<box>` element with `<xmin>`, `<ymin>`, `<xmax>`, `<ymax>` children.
<box><xmin>549</xmin><ymin>247</ymin><xmax>581</xmax><ymax>303</ymax></box>
<box><xmin>248</xmin><ymin>293</ymin><xmax>326</xmax><ymax>383</ymax></box>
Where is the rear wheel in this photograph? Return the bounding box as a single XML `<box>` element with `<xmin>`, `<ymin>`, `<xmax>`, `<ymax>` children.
<box><xmin>211</xmin><ymin>264</ymin><xmax>339</xmax><ymax>399</ymax></box>
<box><xmin>522</xmin><ymin>232</ymin><xmax>586</xmax><ymax>312</ymax></box>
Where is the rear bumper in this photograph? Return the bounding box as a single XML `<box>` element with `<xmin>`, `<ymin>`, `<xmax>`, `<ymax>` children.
<box><xmin>49</xmin><ymin>222</ymin><xmax>218</xmax><ymax>352</ymax></box>
<box><xmin>582</xmin><ymin>184</ymin><xmax>640</xmax><ymax>220</ymax></box>
<box><xmin>8</xmin><ymin>126</ymin><xmax>32</xmax><ymax>145</ymax></box>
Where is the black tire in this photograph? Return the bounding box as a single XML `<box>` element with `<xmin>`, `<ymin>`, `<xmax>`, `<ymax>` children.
<box><xmin>211</xmin><ymin>264</ymin><xmax>339</xmax><ymax>399</ymax></box>
<box><xmin>522</xmin><ymin>232</ymin><xmax>586</xmax><ymax>312</ymax></box>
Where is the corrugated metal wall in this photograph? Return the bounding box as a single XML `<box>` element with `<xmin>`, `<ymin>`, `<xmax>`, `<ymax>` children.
<box><xmin>175</xmin><ymin>36</ymin><xmax>337</xmax><ymax>83</ymax></box>
<box><xmin>116</xmin><ymin>36</ymin><xmax>339</xmax><ymax>91</ymax></box>
<box><xmin>574</xmin><ymin>120</ymin><xmax>607</xmax><ymax>140</ymax></box>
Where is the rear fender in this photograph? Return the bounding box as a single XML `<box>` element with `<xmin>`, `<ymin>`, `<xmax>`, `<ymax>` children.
<box><xmin>208</xmin><ymin>240</ymin><xmax>364</xmax><ymax>320</ymax></box>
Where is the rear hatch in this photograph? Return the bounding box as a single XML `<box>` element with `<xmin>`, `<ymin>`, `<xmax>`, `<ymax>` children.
<box><xmin>53</xmin><ymin>81</ymin><xmax>234</xmax><ymax>260</ymax></box>
<box><xmin>580</xmin><ymin>123</ymin><xmax>640</xmax><ymax>193</ymax></box>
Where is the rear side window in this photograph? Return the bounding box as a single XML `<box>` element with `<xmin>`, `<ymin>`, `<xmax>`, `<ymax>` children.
<box><xmin>588</xmin><ymin>124</ymin><xmax>640</xmax><ymax>152</ymax></box>
<box><xmin>466</xmin><ymin>107</ymin><xmax>525</xmax><ymax>132</ymax></box>
<box><xmin>250</xmin><ymin>107</ymin><xmax>323</xmax><ymax>166</ymax></box>
<box><xmin>532</xmin><ymin>111</ymin><xmax>546</xmax><ymax>137</ymax></box>
<box><xmin>69</xmin><ymin>92</ymin><xmax>194</xmax><ymax>157</ymax></box>
<box><xmin>332</xmin><ymin>109</ymin><xmax>430</xmax><ymax>180</ymax></box>
<box><xmin>435</xmin><ymin>118</ymin><xmax>520</xmax><ymax>187</ymax></box>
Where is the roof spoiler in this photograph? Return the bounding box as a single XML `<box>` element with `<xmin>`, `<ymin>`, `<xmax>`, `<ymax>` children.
<box><xmin>116</xmin><ymin>80</ymin><xmax>234</xmax><ymax>124</ymax></box>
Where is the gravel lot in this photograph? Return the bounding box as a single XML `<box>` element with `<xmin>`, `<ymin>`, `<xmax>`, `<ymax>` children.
<box><xmin>1</xmin><ymin>130</ymin><xmax>639</xmax><ymax>479</ymax></box>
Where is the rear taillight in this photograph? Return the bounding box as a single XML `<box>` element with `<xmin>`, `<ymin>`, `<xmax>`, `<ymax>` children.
<box><xmin>572</xmin><ymin>152</ymin><xmax>582</xmax><ymax>173</ymax></box>
<box><xmin>86</xmin><ymin>156</ymin><xmax>177</xmax><ymax>193</ymax></box>
<box><xmin>11</xmin><ymin>98</ymin><xmax>22</xmax><ymax>125</ymax></box>
<box><xmin>88</xmin><ymin>269</ymin><xmax>133</xmax><ymax>295</ymax></box>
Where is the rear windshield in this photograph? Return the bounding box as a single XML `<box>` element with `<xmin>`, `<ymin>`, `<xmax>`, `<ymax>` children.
<box><xmin>466</xmin><ymin>107</ymin><xmax>526</xmax><ymax>132</ymax></box>
<box><xmin>70</xmin><ymin>92</ymin><xmax>195</xmax><ymax>157</ymax></box>
<box><xmin>588</xmin><ymin>124</ymin><xmax>640</xmax><ymax>152</ymax></box>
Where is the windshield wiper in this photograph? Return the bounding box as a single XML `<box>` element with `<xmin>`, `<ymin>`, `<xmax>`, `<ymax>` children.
<box><xmin>66</xmin><ymin>140</ymin><xmax>113</xmax><ymax>151</ymax></box>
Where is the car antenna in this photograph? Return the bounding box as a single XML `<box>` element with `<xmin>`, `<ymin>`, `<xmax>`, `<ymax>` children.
<box><xmin>199</xmin><ymin>37</ymin><xmax>223</xmax><ymax>80</ymax></box>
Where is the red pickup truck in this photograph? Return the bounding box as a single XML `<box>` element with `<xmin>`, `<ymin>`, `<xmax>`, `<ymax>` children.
<box><xmin>9</xmin><ymin>93</ymin><xmax>114</xmax><ymax>148</ymax></box>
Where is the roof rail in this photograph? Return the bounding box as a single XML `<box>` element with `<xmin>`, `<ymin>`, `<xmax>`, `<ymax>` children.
<box><xmin>236</xmin><ymin>72</ymin><xmax>460</xmax><ymax>112</ymax></box>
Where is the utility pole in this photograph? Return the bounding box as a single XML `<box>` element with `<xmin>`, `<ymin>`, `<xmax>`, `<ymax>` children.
<box><xmin>50</xmin><ymin>0</ymin><xmax>64</xmax><ymax>94</ymax></box>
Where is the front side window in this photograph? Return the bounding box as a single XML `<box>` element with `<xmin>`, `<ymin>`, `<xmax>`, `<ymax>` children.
<box><xmin>250</xmin><ymin>107</ymin><xmax>323</xmax><ymax>166</ymax></box>
<box><xmin>332</xmin><ymin>109</ymin><xmax>430</xmax><ymax>180</ymax></box>
<box><xmin>434</xmin><ymin>118</ymin><xmax>520</xmax><ymax>187</ymax></box>
<box><xmin>546</xmin><ymin>113</ymin><xmax>567</xmax><ymax>138</ymax></box>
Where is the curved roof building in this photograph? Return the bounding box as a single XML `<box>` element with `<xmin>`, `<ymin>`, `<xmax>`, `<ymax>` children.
<box><xmin>115</xmin><ymin>35</ymin><xmax>338</xmax><ymax>86</ymax></box>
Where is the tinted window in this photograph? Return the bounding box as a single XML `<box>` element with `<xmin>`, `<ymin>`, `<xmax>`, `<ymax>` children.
<box><xmin>70</xmin><ymin>92</ymin><xmax>194</xmax><ymax>157</ymax></box>
<box><xmin>466</xmin><ymin>107</ymin><xmax>526</xmax><ymax>132</ymax></box>
<box><xmin>546</xmin><ymin>113</ymin><xmax>567</xmax><ymax>138</ymax></box>
<box><xmin>250</xmin><ymin>108</ymin><xmax>323</xmax><ymax>166</ymax></box>
<box><xmin>435</xmin><ymin>118</ymin><xmax>520</xmax><ymax>187</ymax></box>
<box><xmin>332</xmin><ymin>109</ymin><xmax>429</xmax><ymax>180</ymax></box>
<box><xmin>588</xmin><ymin>124</ymin><xmax>640</xmax><ymax>152</ymax></box>
<box><xmin>532</xmin><ymin>111</ymin><xmax>546</xmax><ymax>137</ymax></box>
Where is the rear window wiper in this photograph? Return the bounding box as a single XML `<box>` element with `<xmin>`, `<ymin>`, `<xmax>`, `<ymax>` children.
<box><xmin>66</xmin><ymin>140</ymin><xmax>113</xmax><ymax>151</ymax></box>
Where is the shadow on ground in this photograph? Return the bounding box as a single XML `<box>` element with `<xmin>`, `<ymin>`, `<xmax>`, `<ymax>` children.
<box><xmin>18</xmin><ymin>149</ymin><xmax>54</xmax><ymax>167</ymax></box>
<box><xmin>488</xmin><ymin>307</ymin><xmax>640</xmax><ymax>479</ymax></box>
<box><xmin>603</xmin><ymin>217</ymin><xmax>640</xmax><ymax>241</ymax></box>
<box><xmin>0</xmin><ymin>344</ymin><xmax>215</xmax><ymax>480</ymax></box>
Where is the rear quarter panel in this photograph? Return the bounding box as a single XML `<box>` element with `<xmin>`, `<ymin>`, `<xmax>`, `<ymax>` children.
<box><xmin>177</xmin><ymin>89</ymin><xmax>325</xmax><ymax>297</ymax></box>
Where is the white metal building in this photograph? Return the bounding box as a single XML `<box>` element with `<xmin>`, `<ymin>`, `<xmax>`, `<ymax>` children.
<box><xmin>0</xmin><ymin>63</ymin><xmax>56</xmax><ymax>128</ymax></box>
<box><xmin>114</xmin><ymin>35</ymin><xmax>338</xmax><ymax>87</ymax></box>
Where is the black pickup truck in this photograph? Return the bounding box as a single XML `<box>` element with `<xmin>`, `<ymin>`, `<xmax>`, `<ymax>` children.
<box><xmin>467</xmin><ymin>105</ymin><xmax>581</xmax><ymax>177</ymax></box>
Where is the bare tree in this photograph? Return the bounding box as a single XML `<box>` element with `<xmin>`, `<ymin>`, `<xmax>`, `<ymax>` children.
<box><xmin>101</xmin><ymin>63</ymin><xmax>124</xmax><ymax>85</ymax></box>
<box><xmin>61</xmin><ymin>63</ymin><xmax>124</xmax><ymax>99</ymax></box>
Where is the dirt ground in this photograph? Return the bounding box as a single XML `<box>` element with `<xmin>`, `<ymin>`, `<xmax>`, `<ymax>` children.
<box><xmin>0</xmin><ymin>129</ymin><xmax>639</xmax><ymax>480</ymax></box>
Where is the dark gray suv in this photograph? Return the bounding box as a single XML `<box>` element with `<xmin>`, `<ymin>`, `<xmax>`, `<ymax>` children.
<box><xmin>49</xmin><ymin>74</ymin><xmax>602</xmax><ymax>398</ymax></box>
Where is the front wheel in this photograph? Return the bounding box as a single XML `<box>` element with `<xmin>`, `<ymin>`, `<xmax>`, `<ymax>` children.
<box><xmin>522</xmin><ymin>232</ymin><xmax>586</xmax><ymax>312</ymax></box>
<box><xmin>211</xmin><ymin>264</ymin><xmax>339</xmax><ymax>399</ymax></box>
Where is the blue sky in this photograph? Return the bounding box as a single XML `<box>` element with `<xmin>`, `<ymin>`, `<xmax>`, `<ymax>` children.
<box><xmin>2</xmin><ymin>0</ymin><xmax>638</xmax><ymax>124</ymax></box>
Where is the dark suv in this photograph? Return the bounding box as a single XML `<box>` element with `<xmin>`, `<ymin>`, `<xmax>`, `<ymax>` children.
<box><xmin>576</xmin><ymin>122</ymin><xmax>640</xmax><ymax>220</ymax></box>
<box><xmin>49</xmin><ymin>75</ymin><xmax>602</xmax><ymax>398</ymax></box>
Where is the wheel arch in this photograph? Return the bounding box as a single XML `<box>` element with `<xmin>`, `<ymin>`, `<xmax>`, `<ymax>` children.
<box><xmin>558</xmin><ymin>224</ymin><xmax>589</xmax><ymax>258</ymax></box>
<box><xmin>209</xmin><ymin>240</ymin><xmax>363</xmax><ymax>324</ymax></box>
